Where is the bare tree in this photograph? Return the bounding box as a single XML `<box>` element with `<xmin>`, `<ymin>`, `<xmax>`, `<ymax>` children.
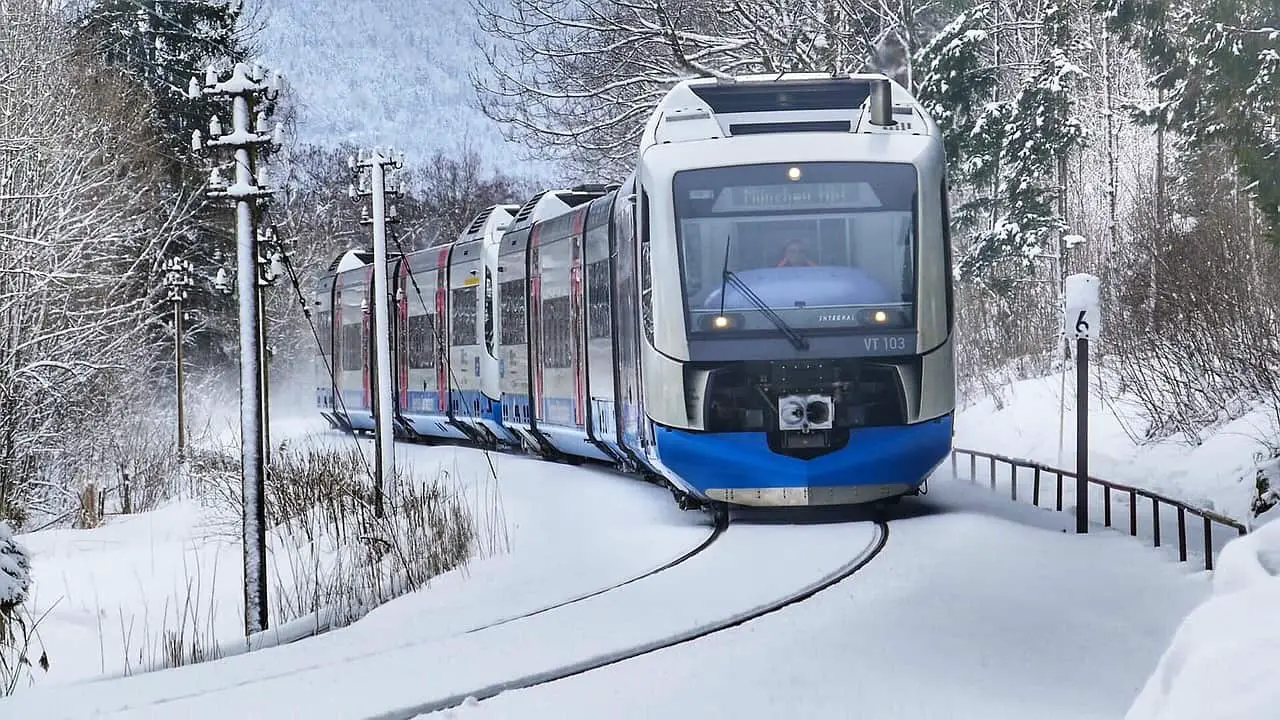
<box><xmin>0</xmin><ymin>0</ymin><xmax>188</xmax><ymax>526</ymax></box>
<box><xmin>471</xmin><ymin>0</ymin><xmax>942</xmax><ymax>174</ymax></box>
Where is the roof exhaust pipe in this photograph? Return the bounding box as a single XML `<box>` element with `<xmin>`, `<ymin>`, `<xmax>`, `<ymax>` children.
<box><xmin>869</xmin><ymin>78</ymin><xmax>893</xmax><ymax>126</ymax></box>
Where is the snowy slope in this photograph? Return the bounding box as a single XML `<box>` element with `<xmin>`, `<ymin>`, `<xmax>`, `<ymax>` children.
<box><xmin>957</xmin><ymin>372</ymin><xmax>1269</xmax><ymax>522</ymax></box>
<box><xmin>249</xmin><ymin>0</ymin><xmax>553</xmax><ymax>178</ymax></box>
<box><xmin>14</xmin><ymin>426</ymin><xmax>709</xmax><ymax>690</ymax></box>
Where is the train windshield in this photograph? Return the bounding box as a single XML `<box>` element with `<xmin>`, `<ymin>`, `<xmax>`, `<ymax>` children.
<box><xmin>673</xmin><ymin>162</ymin><xmax>917</xmax><ymax>337</ymax></box>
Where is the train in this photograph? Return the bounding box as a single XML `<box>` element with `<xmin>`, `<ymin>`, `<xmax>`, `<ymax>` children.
<box><xmin>316</xmin><ymin>72</ymin><xmax>955</xmax><ymax>517</ymax></box>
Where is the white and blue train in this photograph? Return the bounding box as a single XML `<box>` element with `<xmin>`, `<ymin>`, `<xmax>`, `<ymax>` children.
<box><xmin>316</xmin><ymin>72</ymin><xmax>955</xmax><ymax>514</ymax></box>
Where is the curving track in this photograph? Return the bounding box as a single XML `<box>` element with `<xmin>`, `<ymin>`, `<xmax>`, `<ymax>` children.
<box><xmin>371</xmin><ymin>519</ymin><xmax>889</xmax><ymax>720</ymax></box>
<box><xmin>460</xmin><ymin>513</ymin><xmax>729</xmax><ymax>635</ymax></box>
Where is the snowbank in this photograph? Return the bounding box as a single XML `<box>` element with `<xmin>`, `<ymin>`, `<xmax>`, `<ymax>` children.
<box><xmin>1126</xmin><ymin>516</ymin><xmax>1280</xmax><ymax>720</ymax></box>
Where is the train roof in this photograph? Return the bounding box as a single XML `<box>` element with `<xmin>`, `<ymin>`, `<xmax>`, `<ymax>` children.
<box><xmin>455</xmin><ymin>203</ymin><xmax>521</xmax><ymax>246</ymax></box>
<box><xmin>328</xmin><ymin>249</ymin><xmax>373</xmax><ymax>274</ymax></box>
<box><xmin>640</xmin><ymin>73</ymin><xmax>937</xmax><ymax>152</ymax></box>
<box><xmin>505</xmin><ymin>185</ymin><xmax>616</xmax><ymax>233</ymax></box>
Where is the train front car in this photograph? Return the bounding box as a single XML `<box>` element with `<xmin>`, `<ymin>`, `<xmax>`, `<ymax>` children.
<box><xmin>630</xmin><ymin>74</ymin><xmax>955</xmax><ymax>508</ymax></box>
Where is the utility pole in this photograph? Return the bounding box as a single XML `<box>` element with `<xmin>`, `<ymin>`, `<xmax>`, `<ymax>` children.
<box><xmin>190</xmin><ymin>61</ymin><xmax>283</xmax><ymax>636</ymax></box>
<box><xmin>162</xmin><ymin>256</ymin><xmax>195</xmax><ymax>458</ymax></box>
<box><xmin>349</xmin><ymin>149</ymin><xmax>405</xmax><ymax>517</ymax></box>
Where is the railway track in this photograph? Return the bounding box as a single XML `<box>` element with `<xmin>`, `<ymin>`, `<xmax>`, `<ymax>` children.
<box><xmin>461</xmin><ymin>512</ymin><xmax>728</xmax><ymax>635</ymax></box>
<box><xmin>367</xmin><ymin>519</ymin><xmax>890</xmax><ymax>720</ymax></box>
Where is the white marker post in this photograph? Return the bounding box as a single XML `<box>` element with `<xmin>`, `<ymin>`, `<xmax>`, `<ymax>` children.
<box><xmin>1063</xmin><ymin>273</ymin><xmax>1100</xmax><ymax>534</ymax></box>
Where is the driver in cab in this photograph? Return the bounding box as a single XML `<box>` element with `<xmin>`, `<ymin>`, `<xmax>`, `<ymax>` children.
<box><xmin>776</xmin><ymin>240</ymin><xmax>816</xmax><ymax>267</ymax></box>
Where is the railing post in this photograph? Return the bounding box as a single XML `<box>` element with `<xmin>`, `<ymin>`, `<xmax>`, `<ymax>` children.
<box><xmin>1177</xmin><ymin>506</ymin><xmax>1187</xmax><ymax>562</ymax></box>
<box><xmin>1010</xmin><ymin>464</ymin><xmax>1017</xmax><ymax>502</ymax></box>
<box><xmin>1104</xmin><ymin>485</ymin><xmax>1112</xmax><ymax>528</ymax></box>
<box><xmin>1129</xmin><ymin>489</ymin><xmax>1137</xmax><ymax>536</ymax></box>
<box><xmin>1056</xmin><ymin>472</ymin><xmax>1063</xmax><ymax>511</ymax></box>
<box><xmin>1033</xmin><ymin>467</ymin><xmax>1041</xmax><ymax>507</ymax></box>
<box><xmin>989</xmin><ymin>457</ymin><xmax>996</xmax><ymax>490</ymax></box>
<box><xmin>1203</xmin><ymin>516</ymin><xmax>1213</xmax><ymax>571</ymax></box>
<box><xmin>1152</xmin><ymin>497</ymin><xmax>1161</xmax><ymax>548</ymax></box>
<box><xmin>970</xmin><ymin>454</ymin><xmax>976</xmax><ymax>485</ymax></box>
<box><xmin>951</xmin><ymin>451</ymin><xmax>957</xmax><ymax>479</ymax></box>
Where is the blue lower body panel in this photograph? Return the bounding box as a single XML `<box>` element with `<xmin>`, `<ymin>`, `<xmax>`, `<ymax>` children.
<box><xmin>652</xmin><ymin>415</ymin><xmax>953</xmax><ymax>506</ymax></box>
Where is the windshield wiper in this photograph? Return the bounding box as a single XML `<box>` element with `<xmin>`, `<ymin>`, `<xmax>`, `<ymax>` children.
<box><xmin>717</xmin><ymin>234</ymin><xmax>809</xmax><ymax>351</ymax></box>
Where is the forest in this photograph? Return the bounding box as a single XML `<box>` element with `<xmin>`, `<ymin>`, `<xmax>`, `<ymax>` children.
<box><xmin>0</xmin><ymin>0</ymin><xmax>1276</xmax><ymax>554</ymax></box>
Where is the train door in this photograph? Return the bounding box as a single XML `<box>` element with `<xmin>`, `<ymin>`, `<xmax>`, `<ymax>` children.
<box><xmin>611</xmin><ymin>179</ymin><xmax>643</xmax><ymax>454</ymax></box>
<box><xmin>583</xmin><ymin>195</ymin><xmax>621</xmax><ymax>455</ymax></box>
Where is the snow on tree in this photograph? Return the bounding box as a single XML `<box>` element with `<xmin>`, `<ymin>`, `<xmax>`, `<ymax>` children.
<box><xmin>0</xmin><ymin>525</ymin><xmax>30</xmax><ymax>617</ymax></box>
<box><xmin>74</xmin><ymin>0</ymin><xmax>255</xmax><ymax>171</ymax></box>
<box><xmin>471</xmin><ymin>0</ymin><xmax>950</xmax><ymax>174</ymax></box>
<box><xmin>915</xmin><ymin>1</ymin><xmax>1087</xmax><ymax>287</ymax></box>
<box><xmin>1</xmin><ymin>0</ymin><xmax>189</xmax><ymax>526</ymax></box>
<box><xmin>1101</xmin><ymin>0</ymin><xmax>1280</xmax><ymax>241</ymax></box>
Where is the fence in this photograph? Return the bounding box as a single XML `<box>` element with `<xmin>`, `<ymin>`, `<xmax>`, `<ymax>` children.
<box><xmin>950</xmin><ymin>447</ymin><xmax>1248</xmax><ymax>571</ymax></box>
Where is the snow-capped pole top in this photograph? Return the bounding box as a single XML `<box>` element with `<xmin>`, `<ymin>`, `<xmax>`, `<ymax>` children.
<box><xmin>640</xmin><ymin>73</ymin><xmax>937</xmax><ymax>152</ymax></box>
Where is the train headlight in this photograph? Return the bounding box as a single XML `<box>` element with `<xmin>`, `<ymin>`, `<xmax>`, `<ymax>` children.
<box><xmin>787</xmin><ymin>166</ymin><xmax>802</xmax><ymax>181</ymax></box>
<box><xmin>700</xmin><ymin>313</ymin><xmax>742</xmax><ymax>331</ymax></box>
<box><xmin>858</xmin><ymin>308</ymin><xmax>899</xmax><ymax>326</ymax></box>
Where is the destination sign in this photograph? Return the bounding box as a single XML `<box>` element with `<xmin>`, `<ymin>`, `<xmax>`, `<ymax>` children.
<box><xmin>711</xmin><ymin>182</ymin><xmax>881</xmax><ymax>213</ymax></box>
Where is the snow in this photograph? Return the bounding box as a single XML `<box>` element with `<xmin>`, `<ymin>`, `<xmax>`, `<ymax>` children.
<box><xmin>0</xmin><ymin>522</ymin><xmax>30</xmax><ymax>610</ymax></box>
<box><xmin>4</xmin><ymin>372</ymin><xmax>1271</xmax><ymax>718</ymax></box>
<box><xmin>956</xmin><ymin>372</ymin><xmax>1267</xmax><ymax>523</ymax></box>
<box><xmin>247</xmin><ymin>0</ymin><xmax>553</xmax><ymax>179</ymax></box>
<box><xmin>427</xmin><ymin>483</ymin><xmax>1207</xmax><ymax>720</ymax></box>
<box><xmin>1126</xmin><ymin>517</ymin><xmax>1280</xmax><ymax>720</ymax></box>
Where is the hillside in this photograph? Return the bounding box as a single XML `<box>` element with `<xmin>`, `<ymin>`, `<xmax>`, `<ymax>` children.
<box><xmin>249</xmin><ymin>0</ymin><xmax>553</xmax><ymax>179</ymax></box>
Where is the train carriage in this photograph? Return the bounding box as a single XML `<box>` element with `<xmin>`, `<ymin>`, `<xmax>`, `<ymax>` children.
<box><xmin>318</xmin><ymin>71</ymin><xmax>955</xmax><ymax>513</ymax></box>
<box><xmin>444</xmin><ymin>204</ymin><xmax>521</xmax><ymax>446</ymax></box>
<box><xmin>326</xmin><ymin>252</ymin><xmax>376</xmax><ymax>433</ymax></box>
<box><xmin>495</xmin><ymin>188</ymin><xmax>604</xmax><ymax>457</ymax></box>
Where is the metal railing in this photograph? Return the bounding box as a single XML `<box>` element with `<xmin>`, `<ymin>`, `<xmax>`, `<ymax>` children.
<box><xmin>951</xmin><ymin>447</ymin><xmax>1248</xmax><ymax>571</ymax></box>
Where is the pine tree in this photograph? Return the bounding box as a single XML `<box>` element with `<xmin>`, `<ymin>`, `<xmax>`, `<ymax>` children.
<box><xmin>76</xmin><ymin>0</ymin><xmax>253</xmax><ymax>174</ymax></box>
<box><xmin>916</xmin><ymin>2</ymin><xmax>1088</xmax><ymax>286</ymax></box>
<box><xmin>1101</xmin><ymin>0</ymin><xmax>1280</xmax><ymax>241</ymax></box>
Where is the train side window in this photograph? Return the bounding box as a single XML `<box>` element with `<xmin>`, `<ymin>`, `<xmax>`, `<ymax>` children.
<box><xmin>317</xmin><ymin>311</ymin><xmax>332</xmax><ymax>356</ymax></box>
<box><xmin>500</xmin><ymin>278</ymin><xmax>527</xmax><ymax>345</ymax></box>
<box><xmin>340</xmin><ymin>323</ymin><xmax>361</xmax><ymax>371</ymax></box>
<box><xmin>587</xmin><ymin>258</ymin><xmax>611</xmax><ymax>340</ymax></box>
<box><xmin>639</xmin><ymin>189</ymin><xmax>654</xmax><ymax>343</ymax></box>
<box><xmin>451</xmin><ymin>287</ymin><xmax>478</xmax><ymax>345</ymax></box>
<box><xmin>484</xmin><ymin>267</ymin><xmax>495</xmax><ymax>354</ymax></box>
<box><xmin>407</xmin><ymin>313</ymin><xmax>436</xmax><ymax>368</ymax></box>
<box><xmin>542</xmin><ymin>296</ymin><xmax>572</xmax><ymax>368</ymax></box>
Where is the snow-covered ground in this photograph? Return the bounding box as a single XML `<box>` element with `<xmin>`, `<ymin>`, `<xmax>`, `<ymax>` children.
<box><xmin>957</xmin><ymin>371</ymin><xmax>1270</xmax><ymax>523</ymax></box>
<box><xmin>7</xmin><ymin>369</ymin><xmax>1275</xmax><ymax>717</ymax></box>
<box><xmin>12</xmin><ymin>416</ymin><xmax>709</xmax><ymax>691</ymax></box>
